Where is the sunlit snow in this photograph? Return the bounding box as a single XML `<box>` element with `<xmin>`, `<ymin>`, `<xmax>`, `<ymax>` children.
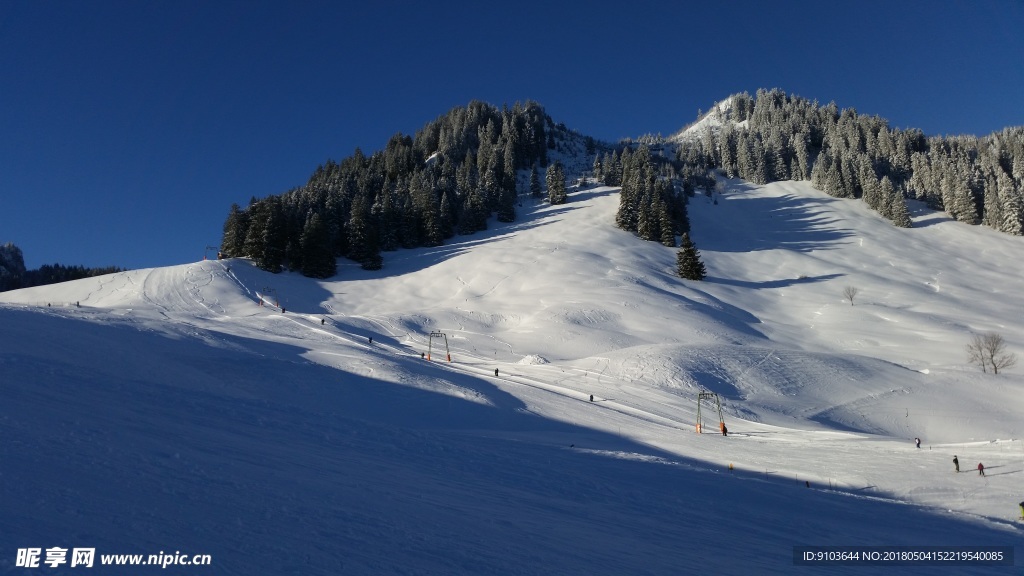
<box><xmin>3</xmin><ymin>178</ymin><xmax>1022</xmax><ymax>574</ymax></box>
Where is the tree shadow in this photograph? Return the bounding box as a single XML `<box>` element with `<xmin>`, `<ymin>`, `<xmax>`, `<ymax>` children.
<box><xmin>906</xmin><ymin>199</ymin><xmax>952</xmax><ymax>228</ymax></box>
<box><xmin>344</xmin><ymin>197</ymin><xmax>592</xmax><ymax>281</ymax></box>
<box><xmin>697</xmin><ymin>185</ymin><xmax>857</xmax><ymax>253</ymax></box>
<box><xmin>222</xmin><ymin>198</ymin><xmax>588</xmax><ymax>311</ymax></box>
<box><xmin>4</xmin><ymin>307</ymin><xmax>1021</xmax><ymax>576</ymax></box>
<box><xmin>226</xmin><ymin>259</ymin><xmax>337</xmax><ymax>315</ymax></box>
<box><xmin>629</xmin><ymin>276</ymin><xmax>768</xmax><ymax>341</ymax></box>
<box><xmin>705</xmin><ymin>272</ymin><xmax>845</xmax><ymax>290</ymax></box>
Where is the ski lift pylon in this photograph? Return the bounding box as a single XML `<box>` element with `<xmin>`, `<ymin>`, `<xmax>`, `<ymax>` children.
<box><xmin>695</xmin><ymin>390</ymin><xmax>726</xmax><ymax>434</ymax></box>
<box><xmin>427</xmin><ymin>331</ymin><xmax>451</xmax><ymax>362</ymax></box>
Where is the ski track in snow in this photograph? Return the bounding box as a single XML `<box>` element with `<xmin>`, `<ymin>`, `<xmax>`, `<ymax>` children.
<box><xmin>3</xmin><ymin>179</ymin><xmax>1023</xmax><ymax>574</ymax></box>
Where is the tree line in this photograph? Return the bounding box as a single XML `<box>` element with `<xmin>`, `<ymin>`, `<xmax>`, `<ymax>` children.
<box><xmin>221</xmin><ymin>91</ymin><xmax>1024</xmax><ymax>280</ymax></box>
<box><xmin>668</xmin><ymin>89</ymin><xmax>1024</xmax><ymax>233</ymax></box>
<box><xmin>220</xmin><ymin>101</ymin><xmax>581</xmax><ymax>277</ymax></box>
<box><xmin>0</xmin><ymin>243</ymin><xmax>123</xmax><ymax>292</ymax></box>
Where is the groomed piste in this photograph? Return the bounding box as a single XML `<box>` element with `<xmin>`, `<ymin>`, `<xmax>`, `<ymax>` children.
<box><xmin>3</xmin><ymin>177</ymin><xmax>1022</xmax><ymax>574</ymax></box>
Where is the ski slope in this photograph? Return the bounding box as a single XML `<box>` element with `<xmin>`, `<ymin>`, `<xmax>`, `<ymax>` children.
<box><xmin>2</xmin><ymin>178</ymin><xmax>1022</xmax><ymax>574</ymax></box>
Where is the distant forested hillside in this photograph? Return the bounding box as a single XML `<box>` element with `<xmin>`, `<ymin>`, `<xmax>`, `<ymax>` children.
<box><xmin>0</xmin><ymin>243</ymin><xmax>123</xmax><ymax>292</ymax></box>
<box><xmin>670</xmin><ymin>89</ymin><xmax>1024</xmax><ymax>233</ymax></box>
<box><xmin>220</xmin><ymin>101</ymin><xmax>563</xmax><ymax>277</ymax></box>
<box><xmin>221</xmin><ymin>91</ymin><xmax>1024</xmax><ymax>279</ymax></box>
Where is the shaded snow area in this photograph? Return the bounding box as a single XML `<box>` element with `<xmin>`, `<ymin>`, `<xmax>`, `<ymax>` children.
<box><xmin>2</xmin><ymin>179</ymin><xmax>1022</xmax><ymax>574</ymax></box>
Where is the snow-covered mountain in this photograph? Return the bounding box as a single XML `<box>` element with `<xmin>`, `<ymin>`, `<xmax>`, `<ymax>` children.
<box><xmin>2</xmin><ymin>175</ymin><xmax>1022</xmax><ymax>574</ymax></box>
<box><xmin>669</xmin><ymin>95</ymin><xmax>745</xmax><ymax>144</ymax></box>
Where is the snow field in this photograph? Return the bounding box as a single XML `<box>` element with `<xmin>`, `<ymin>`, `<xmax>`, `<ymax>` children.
<box><xmin>3</xmin><ymin>178</ymin><xmax>1022</xmax><ymax>574</ymax></box>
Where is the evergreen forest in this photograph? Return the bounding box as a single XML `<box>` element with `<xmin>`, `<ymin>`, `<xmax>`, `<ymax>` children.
<box><xmin>220</xmin><ymin>90</ymin><xmax>1024</xmax><ymax>278</ymax></box>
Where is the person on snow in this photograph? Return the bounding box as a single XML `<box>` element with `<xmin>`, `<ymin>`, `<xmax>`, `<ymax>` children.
<box><xmin>494</xmin><ymin>368</ymin><xmax>499</xmax><ymax>377</ymax></box>
<box><xmin>953</xmin><ymin>455</ymin><xmax>959</xmax><ymax>473</ymax></box>
<box><xmin>915</xmin><ymin>437</ymin><xmax>921</xmax><ymax>449</ymax></box>
<box><xmin>1019</xmin><ymin>501</ymin><xmax>1024</xmax><ymax>518</ymax></box>
<box><xmin>978</xmin><ymin>462</ymin><xmax>985</xmax><ymax>477</ymax></box>
<box><xmin>321</xmin><ymin>318</ymin><xmax>325</xmax><ymax>325</ymax></box>
<box><xmin>589</xmin><ymin>394</ymin><xmax>594</xmax><ymax>402</ymax></box>
<box><xmin>721</xmin><ymin>424</ymin><xmax>728</xmax><ymax>437</ymax></box>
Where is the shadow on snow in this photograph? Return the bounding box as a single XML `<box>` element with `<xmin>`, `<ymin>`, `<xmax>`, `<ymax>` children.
<box><xmin>2</xmin><ymin>306</ymin><xmax>1019</xmax><ymax>576</ymax></box>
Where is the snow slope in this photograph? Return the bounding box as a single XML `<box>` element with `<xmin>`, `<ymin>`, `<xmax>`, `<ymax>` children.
<box><xmin>2</xmin><ymin>178</ymin><xmax>1022</xmax><ymax>575</ymax></box>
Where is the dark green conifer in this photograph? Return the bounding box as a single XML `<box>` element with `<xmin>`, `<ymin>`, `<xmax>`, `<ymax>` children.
<box><xmin>677</xmin><ymin>233</ymin><xmax>707</xmax><ymax>281</ymax></box>
<box><xmin>300</xmin><ymin>213</ymin><xmax>337</xmax><ymax>278</ymax></box>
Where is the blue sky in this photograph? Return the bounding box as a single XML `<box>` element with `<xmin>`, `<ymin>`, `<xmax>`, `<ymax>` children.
<box><xmin>2</xmin><ymin>0</ymin><xmax>1022</xmax><ymax>270</ymax></box>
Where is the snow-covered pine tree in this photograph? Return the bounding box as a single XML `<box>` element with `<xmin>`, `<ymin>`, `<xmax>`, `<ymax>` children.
<box><xmin>421</xmin><ymin>196</ymin><xmax>444</xmax><ymax>247</ymax></box>
<box><xmin>877</xmin><ymin>174</ymin><xmax>896</xmax><ymax>220</ymax></box>
<box><xmin>792</xmin><ymin>132</ymin><xmax>810</xmax><ymax>181</ymax></box>
<box><xmin>438</xmin><ymin>190</ymin><xmax>455</xmax><ymax>239</ymax></box>
<box><xmin>881</xmin><ymin>177</ymin><xmax>912</xmax><ymax>228</ymax></box>
<box><xmin>300</xmin><ymin>213</ymin><xmax>336</xmax><ymax>278</ymax></box>
<box><xmin>480</xmin><ymin>155</ymin><xmax>502</xmax><ymax>213</ymax></box>
<box><xmin>375</xmin><ymin>182</ymin><xmax>399</xmax><ymax>252</ymax></box>
<box><xmin>462</xmin><ymin>188</ymin><xmax>488</xmax><ymax>234</ymax></box>
<box><xmin>242</xmin><ymin>201</ymin><xmax>268</xmax><ymax>266</ymax></box>
<box><xmin>220</xmin><ymin>203</ymin><xmax>248</xmax><ymax>258</ymax></box>
<box><xmin>636</xmin><ymin>190</ymin><xmax>656</xmax><ymax>241</ymax></box>
<box><xmin>529</xmin><ymin>164</ymin><xmax>542</xmax><ymax>198</ymax></box>
<box><xmin>347</xmin><ymin>195</ymin><xmax>380</xmax><ymax>269</ymax></box>
<box><xmin>860</xmin><ymin>160</ymin><xmax>880</xmax><ymax>211</ymax></box>
<box><xmin>546</xmin><ymin>161</ymin><xmax>567</xmax><ymax>205</ymax></box>
<box><xmin>998</xmin><ymin>173</ymin><xmax>1024</xmax><ymax>235</ymax></box>
<box><xmin>496</xmin><ymin>183</ymin><xmax>516</xmax><ymax>222</ymax></box>
<box><xmin>0</xmin><ymin>242</ymin><xmax>26</xmax><ymax>291</ymax></box>
<box><xmin>657</xmin><ymin>194</ymin><xmax>676</xmax><ymax>247</ymax></box>
<box><xmin>676</xmin><ymin>232</ymin><xmax>707</xmax><ymax>281</ymax></box>
<box><xmin>260</xmin><ymin>201</ymin><xmax>286</xmax><ymax>273</ymax></box>
<box><xmin>951</xmin><ymin>176</ymin><xmax>980</xmax><ymax>224</ymax></box>
<box><xmin>398</xmin><ymin>193</ymin><xmax>420</xmax><ymax>249</ymax></box>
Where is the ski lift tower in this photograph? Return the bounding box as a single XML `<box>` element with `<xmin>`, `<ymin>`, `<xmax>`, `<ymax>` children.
<box><xmin>427</xmin><ymin>331</ymin><xmax>451</xmax><ymax>362</ymax></box>
<box><xmin>695</xmin><ymin>390</ymin><xmax>725</xmax><ymax>434</ymax></box>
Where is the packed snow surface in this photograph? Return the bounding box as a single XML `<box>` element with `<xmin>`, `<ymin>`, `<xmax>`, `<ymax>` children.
<box><xmin>2</xmin><ymin>179</ymin><xmax>1022</xmax><ymax>574</ymax></box>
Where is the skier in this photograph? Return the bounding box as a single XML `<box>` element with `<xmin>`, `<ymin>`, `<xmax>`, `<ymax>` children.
<box><xmin>953</xmin><ymin>455</ymin><xmax>959</xmax><ymax>473</ymax></box>
<box><xmin>589</xmin><ymin>394</ymin><xmax>593</xmax><ymax>402</ymax></box>
<box><xmin>915</xmin><ymin>437</ymin><xmax>921</xmax><ymax>449</ymax></box>
<box><xmin>721</xmin><ymin>424</ymin><xmax>728</xmax><ymax>437</ymax></box>
<box><xmin>1019</xmin><ymin>501</ymin><xmax>1024</xmax><ymax>519</ymax></box>
<box><xmin>978</xmin><ymin>462</ymin><xmax>985</xmax><ymax>477</ymax></box>
<box><xmin>368</xmin><ymin>336</ymin><xmax>373</xmax><ymax>344</ymax></box>
<box><xmin>494</xmin><ymin>368</ymin><xmax>499</xmax><ymax>377</ymax></box>
<box><xmin>321</xmin><ymin>318</ymin><xmax>325</xmax><ymax>326</ymax></box>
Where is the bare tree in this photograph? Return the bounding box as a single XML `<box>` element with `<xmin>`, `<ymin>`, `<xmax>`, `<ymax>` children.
<box><xmin>843</xmin><ymin>286</ymin><xmax>859</xmax><ymax>305</ymax></box>
<box><xmin>966</xmin><ymin>332</ymin><xmax>1018</xmax><ymax>374</ymax></box>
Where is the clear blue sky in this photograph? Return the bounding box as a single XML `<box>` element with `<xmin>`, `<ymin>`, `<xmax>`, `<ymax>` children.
<box><xmin>2</xmin><ymin>0</ymin><xmax>1022</xmax><ymax>270</ymax></box>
